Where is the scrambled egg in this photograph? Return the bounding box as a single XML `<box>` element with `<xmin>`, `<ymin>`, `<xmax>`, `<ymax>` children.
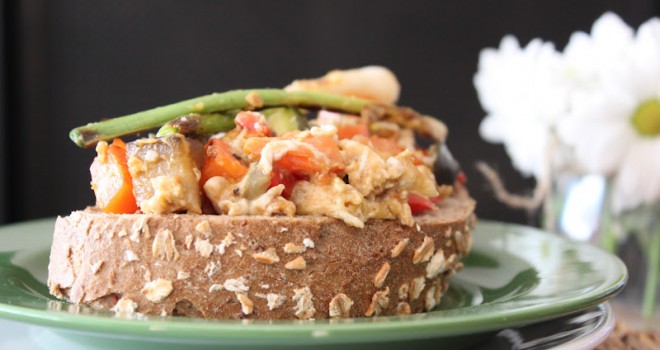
<box><xmin>204</xmin><ymin>176</ymin><xmax>295</xmax><ymax>216</ymax></box>
<box><xmin>204</xmin><ymin>123</ymin><xmax>442</xmax><ymax>227</ymax></box>
<box><xmin>291</xmin><ymin>175</ymin><xmax>364</xmax><ymax>228</ymax></box>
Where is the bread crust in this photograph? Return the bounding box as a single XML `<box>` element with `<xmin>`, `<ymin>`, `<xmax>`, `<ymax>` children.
<box><xmin>48</xmin><ymin>193</ymin><xmax>475</xmax><ymax>320</ymax></box>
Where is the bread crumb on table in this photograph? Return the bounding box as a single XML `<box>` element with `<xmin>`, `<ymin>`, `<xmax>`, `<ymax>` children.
<box><xmin>596</xmin><ymin>321</ymin><xmax>660</xmax><ymax>350</ymax></box>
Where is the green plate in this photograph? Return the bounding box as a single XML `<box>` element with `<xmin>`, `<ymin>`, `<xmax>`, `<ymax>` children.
<box><xmin>0</xmin><ymin>219</ymin><xmax>626</xmax><ymax>349</ymax></box>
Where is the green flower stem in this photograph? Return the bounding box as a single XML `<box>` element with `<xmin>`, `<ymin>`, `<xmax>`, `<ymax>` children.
<box><xmin>600</xmin><ymin>182</ymin><xmax>617</xmax><ymax>253</ymax></box>
<box><xmin>70</xmin><ymin>89</ymin><xmax>370</xmax><ymax>148</ymax></box>
<box><xmin>642</xmin><ymin>221</ymin><xmax>660</xmax><ymax>318</ymax></box>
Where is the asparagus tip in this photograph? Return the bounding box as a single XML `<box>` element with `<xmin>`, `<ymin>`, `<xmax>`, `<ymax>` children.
<box><xmin>69</xmin><ymin>128</ymin><xmax>85</xmax><ymax>148</ymax></box>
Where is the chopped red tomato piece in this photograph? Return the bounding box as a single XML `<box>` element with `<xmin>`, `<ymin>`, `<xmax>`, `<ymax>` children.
<box><xmin>370</xmin><ymin>136</ymin><xmax>405</xmax><ymax>157</ymax></box>
<box><xmin>368</xmin><ymin>136</ymin><xmax>425</xmax><ymax>164</ymax></box>
<box><xmin>112</xmin><ymin>138</ymin><xmax>126</xmax><ymax>150</ymax></box>
<box><xmin>100</xmin><ymin>138</ymin><xmax>139</xmax><ymax>214</ymax></box>
<box><xmin>242</xmin><ymin>137</ymin><xmax>271</xmax><ymax>161</ymax></box>
<box><xmin>456</xmin><ymin>171</ymin><xmax>467</xmax><ymax>184</ymax></box>
<box><xmin>276</xmin><ymin>147</ymin><xmax>326</xmax><ymax>175</ymax></box>
<box><xmin>300</xmin><ymin>134</ymin><xmax>344</xmax><ymax>171</ymax></box>
<box><xmin>337</xmin><ymin>124</ymin><xmax>369</xmax><ymax>140</ymax></box>
<box><xmin>235</xmin><ymin>111</ymin><xmax>271</xmax><ymax>137</ymax></box>
<box><xmin>268</xmin><ymin>166</ymin><xmax>299</xmax><ymax>199</ymax></box>
<box><xmin>244</xmin><ymin>132</ymin><xmax>344</xmax><ymax>175</ymax></box>
<box><xmin>429</xmin><ymin>195</ymin><xmax>444</xmax><ymax>203</ymax></box>
<box><xmin>408</xmin><ymin>193</ymin><xmax>436</xmax><ymax>214</ymax></box>
<box><xmin>201</xmin><ymin>139</ymin><xmax>248</xmax><ymax>185</ymax></box>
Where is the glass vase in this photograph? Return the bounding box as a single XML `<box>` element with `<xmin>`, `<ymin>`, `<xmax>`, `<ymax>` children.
<box><xmin>556</xmin><ymin>176</ymin><xmax>660</xmax><ymax>329</ymax></box>
<box><xmin>602</xmin><ymin>202</ymin><xmax>660</xmax><ymax>328</ymax></box>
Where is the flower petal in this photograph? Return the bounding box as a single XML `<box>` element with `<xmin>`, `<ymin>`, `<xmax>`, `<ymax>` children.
<box><xmin>558</xmin><ymin>109</ymin><xmax>634</xmax><ymax>175</ymax></box>
<box><xmin>611</xmin><ymin>139</ymin><xmax>660</xmax><ymax>212</ymax></box>
<box><xmin>591</xmin><ymin>12</ymin><xmax>634</xmax><ymax>52</ymax></box>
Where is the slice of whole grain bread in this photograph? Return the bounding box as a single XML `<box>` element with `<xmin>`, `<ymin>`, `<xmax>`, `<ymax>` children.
<box><xmin>47</xmin><ymin>192</ymin><xmax>475</xmax><ymax>320</ymax></box>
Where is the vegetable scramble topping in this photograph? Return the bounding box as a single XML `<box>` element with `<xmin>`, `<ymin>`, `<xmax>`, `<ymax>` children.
<box><xmin>84</xmin><ymin>67</ymin><xmax>461</xmax><ymax>228</ymax></box>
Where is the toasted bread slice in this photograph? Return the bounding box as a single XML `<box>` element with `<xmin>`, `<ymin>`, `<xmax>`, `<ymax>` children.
<box><xmin>48</xmin><ymin>191</ymin><xmax>475</xmax><ymax>319</ymax></box>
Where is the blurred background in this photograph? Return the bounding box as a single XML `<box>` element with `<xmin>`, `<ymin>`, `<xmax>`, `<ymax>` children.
<box><xmin>0</xmin><ymin>0</ymin><xmax>657</xmax><ymax>225</ymax></box>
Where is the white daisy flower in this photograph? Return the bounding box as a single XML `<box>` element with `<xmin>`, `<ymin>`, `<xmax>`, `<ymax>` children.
<box><xmin>558</xmin><ymin>13</ymin><xmax>660</xmax><ymax>212</ymax></box>
<box><xmin>474</xmin><ymin>35</ymin><xmax>571</xmax><ymax>178</ymax></box>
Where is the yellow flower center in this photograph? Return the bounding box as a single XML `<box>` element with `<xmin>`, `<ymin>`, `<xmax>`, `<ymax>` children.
<box><xmin>631</xmin><ymin>99</ymin><xmax>660</xmax><ymax>137</ymax></box>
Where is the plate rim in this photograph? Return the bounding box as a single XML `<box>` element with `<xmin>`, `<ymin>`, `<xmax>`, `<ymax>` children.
<box><xmin>0</xmin><ymin>218</ymin><xmax>627</xmax><ymax>344</ymax></box>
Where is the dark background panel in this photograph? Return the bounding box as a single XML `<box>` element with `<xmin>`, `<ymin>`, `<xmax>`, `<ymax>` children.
<box><xmin>1</xmin><ymin>0</ymin><xmax>658</xmax><ymax>224</ymax></box>
<box><xmin>0</xmin><ymin>0</ymin><xmax>6</xmax><ymax>223</ymax></box>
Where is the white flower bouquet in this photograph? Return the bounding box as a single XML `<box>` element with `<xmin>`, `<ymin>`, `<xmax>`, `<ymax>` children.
<box><xmin>474</xmin><ymin>12</ymin><xmax>660</xmax><ymax>318</ymax></box>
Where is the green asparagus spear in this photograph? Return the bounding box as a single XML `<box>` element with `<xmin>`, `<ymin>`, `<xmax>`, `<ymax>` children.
<box><xmin>70</xmin><ymin>89</ymin><xmax>369</xmax><ymax>148</ymax></box>
<box><xmin>156</xmin><ymin>108</ymin><xmax>307</xmax><ymax>138</ymax></box>
<box><xmin>156</xmin><ymin>113</ymin><xmax>236</xmax><ymax>137</ymax></box>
